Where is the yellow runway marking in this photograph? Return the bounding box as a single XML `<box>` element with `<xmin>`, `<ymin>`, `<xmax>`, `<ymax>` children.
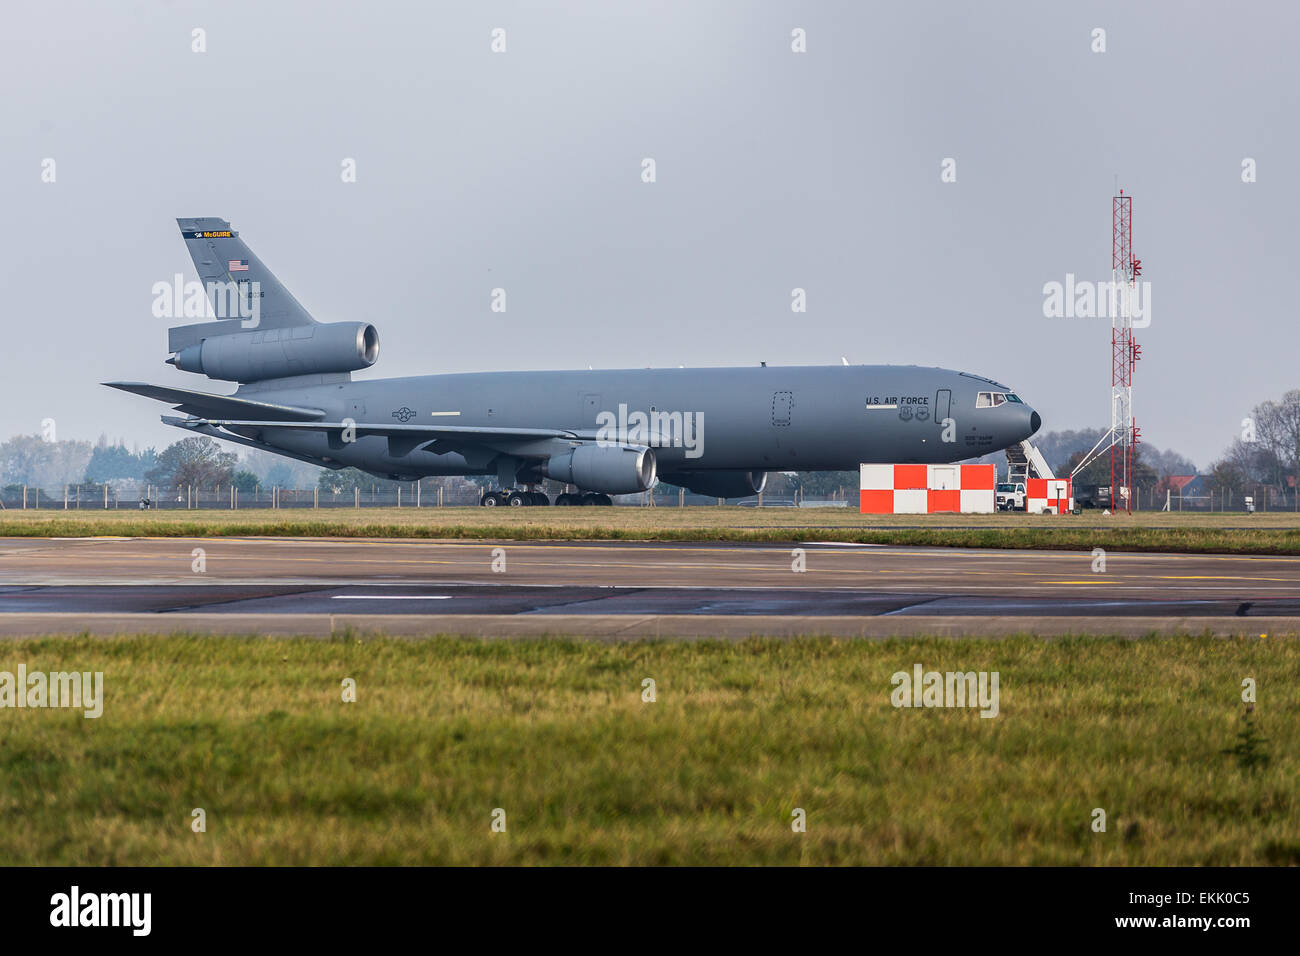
<box><xmin>1155</xmin><ymin>575</ymin><xmax>1294</xmax><ymax>582</ymax></box>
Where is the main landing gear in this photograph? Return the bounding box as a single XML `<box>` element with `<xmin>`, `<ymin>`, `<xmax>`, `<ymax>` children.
<box><xmin>479</xmin><ymin>488</ymin><xmax>613</xmax><ymax>506</ymax></box>
<box><xmin>555</xmin><ymin>493</ymin><xmax>613</xmax><ymax>507</ymax></box>
<box><xmin>480</xmin><ymin>488</ymin><xmax>551</xmax><ymax>507</ymax></box>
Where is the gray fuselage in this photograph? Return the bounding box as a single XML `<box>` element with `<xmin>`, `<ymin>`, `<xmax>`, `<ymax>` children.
<box><xmin>233</xmin><ymin>364</ymin><xmax>1041</xmax><ymax>484</ymax></box>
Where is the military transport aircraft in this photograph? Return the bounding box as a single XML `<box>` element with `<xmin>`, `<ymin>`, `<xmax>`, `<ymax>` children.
<box><xmin>107</xmin><ymin>218</ymin><xmax>1041</xmax><ymax>505</ymax></box>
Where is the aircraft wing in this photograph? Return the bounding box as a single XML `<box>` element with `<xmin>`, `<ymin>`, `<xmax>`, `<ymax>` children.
<box><xmin>104</xmin><ymin>382</ymin><xmax>326</xmax><ymax>421</ymax></box>
<box><xmin>161</xmin><ymin>418</ymin><xmax>349</xmax><ymax>470</ymax></box>
<box><xmin>170</xmin><ymin>417</ymin><xmax>579</xmax><ymax>459</ymax></box>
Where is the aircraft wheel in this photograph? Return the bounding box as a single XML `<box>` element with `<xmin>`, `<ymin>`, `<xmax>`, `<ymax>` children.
<box><xmin>481</xmin><ymin>493</ymin><xmax>499</xmax><ymax>507</ymax></box>
<box><xmin>531</xmin><ymin>492</ymin><xmax>550</xmax><ymax>505</ymax></box>
<box><xmin>581</xmin><ymin>494</ymin><xmax>599</xmax><ymax>506</ymax></box>
<box><xmin>507</xmin><ymin>491</ymin><xmax>529</xmax><ymax>507</ymax></box>
<box><xmin>598</xmin><ymin>494</ymin><xmax>614</xmax><ymax>506</ymax></box>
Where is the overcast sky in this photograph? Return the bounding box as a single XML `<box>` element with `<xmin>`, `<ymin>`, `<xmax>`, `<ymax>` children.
<box><xmin>2</xmin><ymin>0</ymin><xmax>1296</xmax><ymax>468</ymax></box>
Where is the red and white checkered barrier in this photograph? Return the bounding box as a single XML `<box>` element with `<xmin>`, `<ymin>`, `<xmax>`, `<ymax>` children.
<box><xmin>859</xmin><ymin>463</ymin><xmax>996</xmax><ymax>514</ymax></box>
<box><xmin>1026</xmin><ymin>478</ymin><xmax>1072</xmax><ymax>514</ymax></box>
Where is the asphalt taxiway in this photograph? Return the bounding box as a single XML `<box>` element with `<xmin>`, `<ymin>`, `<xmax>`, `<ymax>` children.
<box><xmin>0</xmin><ymin>536</ymin><xmax>1297</xmax><ymax>637</ymax></box>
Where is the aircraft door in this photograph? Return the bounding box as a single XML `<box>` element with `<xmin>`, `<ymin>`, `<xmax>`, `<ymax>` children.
<box><xmin>934</xmin><ymin>389</ymin><xmax>951</xmax><ymax>428</ymax></box>
<box><xmin>771</xmin><ymin>391</ymin><xmax>792</xmax><ymax>426</ymax></box>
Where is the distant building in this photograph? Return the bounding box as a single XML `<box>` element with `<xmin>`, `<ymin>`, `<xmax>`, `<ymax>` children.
<box><xmin>1159</xmin><ymin>474</ymin><xmax>1197</xmax><ymax>497</ymax></box>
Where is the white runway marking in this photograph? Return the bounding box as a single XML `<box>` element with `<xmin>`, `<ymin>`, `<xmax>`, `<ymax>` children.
<box><xmin>331</xmin><ymin>595</ymin><xmax>453</xmax><ymax>600</ymax></box>
<box><xmin>800</xmin><ymin>541</ymin><xmax>887</xmax><ymax>547</ymax></box>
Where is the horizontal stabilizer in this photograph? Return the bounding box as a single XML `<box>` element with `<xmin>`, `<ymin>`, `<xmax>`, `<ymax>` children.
<box><xmin>103</xmin><ymin>382</ymin><xmax>325</xmax><ymax>421</ymax></box>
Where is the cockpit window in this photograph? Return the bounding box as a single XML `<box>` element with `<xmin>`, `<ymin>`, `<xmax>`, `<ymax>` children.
<box><xmin>1006</xmin><ymin>393</ymin><xmax>1023</xmax><ymax>404</ymax></box>
<box><xmin>977</xmin><ymin>391</ymin><xmax>1012</xmax><ymax>407</ymax></box>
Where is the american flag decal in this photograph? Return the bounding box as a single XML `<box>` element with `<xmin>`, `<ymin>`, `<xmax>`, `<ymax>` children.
<box><xmin>228</xmin><ymin>259</ymin><xmax>249</xmax><ymax>272</ymax></box>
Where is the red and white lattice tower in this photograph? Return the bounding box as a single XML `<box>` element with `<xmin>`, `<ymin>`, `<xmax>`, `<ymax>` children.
<box><xmin>1111</xmin><ymin>191</ymin><xmax>1141</xmax><ymax>514</ymax></box>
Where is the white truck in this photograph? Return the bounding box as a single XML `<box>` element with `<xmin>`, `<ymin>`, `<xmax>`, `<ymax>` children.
<box><xmin>996</xmin><ymin>481</ymin><xmax>1026</xmax><ymax>511</ymax></box>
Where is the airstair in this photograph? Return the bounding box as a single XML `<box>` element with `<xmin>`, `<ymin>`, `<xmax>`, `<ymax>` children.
<box><xmin>1005</xmin><ymin>440</ymin><xmax>1054</xmax><ymax>484</ymax></box>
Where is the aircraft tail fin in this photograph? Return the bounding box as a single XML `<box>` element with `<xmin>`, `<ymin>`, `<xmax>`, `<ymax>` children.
<box><xmin>174</xmin><ymin>217</ymin><xmax>317</xmax><ymax>333</ymax></box>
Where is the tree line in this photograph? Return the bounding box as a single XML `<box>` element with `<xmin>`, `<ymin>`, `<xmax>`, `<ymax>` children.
<box><xmin>0</xmin><ymin>435</ymin><xmax>259</xmax><ymax>494</ymax></box>
<box><xmin>5</xmin><ymin>392</ymin><xmax>1297</xmax><ymax>501</ymax></box>
<box><xmin>1210</xmin><ymin>389</ymin><xmax>1300</xmax><ymax>496</ymax></box>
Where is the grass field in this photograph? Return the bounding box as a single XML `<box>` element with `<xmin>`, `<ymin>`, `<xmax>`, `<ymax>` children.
<box><xmin>1</xmin><ymin>632</ymin><xmax>1294</xmax><ymax>865</ymax></box>
<box><xmin>3</xmin><ymin>507</ymin><xmax>1300</xmax><ymax>554</ymax></box>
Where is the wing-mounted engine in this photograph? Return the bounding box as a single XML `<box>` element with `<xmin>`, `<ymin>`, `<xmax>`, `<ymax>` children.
<box><xmin>541</xmin><ymin>443</ymin><xmax>657</xmax><ymax>495</ymax></box>
<box><xmin>661</xmin><ymin>469</ymin><xmax>767</xmax><ymax>499</ymax></box>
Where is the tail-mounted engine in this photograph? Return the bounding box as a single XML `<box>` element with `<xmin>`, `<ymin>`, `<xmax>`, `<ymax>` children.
<box><xmin>167</xmin><ymin>321</ymin><xmax>379</xmax><ymax>383</ymax></box>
